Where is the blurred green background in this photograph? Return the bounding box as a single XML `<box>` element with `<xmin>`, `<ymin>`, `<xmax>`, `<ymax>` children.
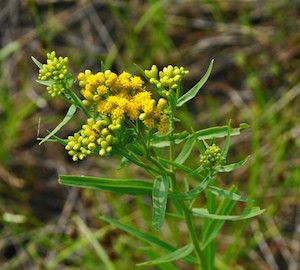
<box><xmin>0</xmin><ymin>1</ymin><xmax>299</xmax><ymax>269</ymax></box>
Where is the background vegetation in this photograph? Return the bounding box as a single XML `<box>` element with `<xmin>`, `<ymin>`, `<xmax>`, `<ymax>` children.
<box><xmin>0</xmin><ymin>1</ymin><xmax>299</xmax><ymax>269</ymax></box>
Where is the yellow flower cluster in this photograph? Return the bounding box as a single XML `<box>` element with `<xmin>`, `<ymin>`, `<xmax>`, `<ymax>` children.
<box><xmin>38</xmin><ymin>51</ymin><xmax>69</xmax><ymax>97</ymax></box>
<box><xmin>65</xmin><ymin>118</ymin><xmax>116</xmax><ymax>161</ymax></box>
<box><xmin>77</xmin><ymin>70</ymin><xmax>170</xmax><ymax>133</ymax></box>
<box><xmin>145</xmin><ymin>65</ymin><xmax>189</xmax><ymax>96</ymax></box>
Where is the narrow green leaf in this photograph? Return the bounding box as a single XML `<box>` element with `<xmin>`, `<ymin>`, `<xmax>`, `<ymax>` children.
<box><xmin>192</xmin><ymin>207</ymin><xmax>265</xmax><ymax>221</ymax></box>
<box><xmin>31</xmin><ymin>56</ymin><xmax>43</xmax><ymax>69</ymax></box>
<box><xmin>51</xmin><ymin>135</ymin><xmax>68</xmax><ymax>145</ymax></box>
<box><xmin>168</xmin><ymin>91</ymin><xmax>177</xmax><ymax>116</ymax></box>
<box><xmin>35</xmin><ymin>79</ymin><xmax>54</xmax><ymax>86</ymax></box>
<box><xmin>151</xmin><ymin>131</ymin><xmax>189</xmax><ymax>147</ymax></box>
<box><xmin>175</xmin><ymin>136</ymin><xmax>196</xmax><ymax>164</ymax></box>
<box><xmin>137</xmin><ymin>244</ymin><xmax>194</xmax><ymax>266</ymax></box>
<box><xmin>218</xmin><ymin>156</ymin><xmax>250</xmax><ymax>172</ymax></box>
<box><xmin>39</xmin><ymin>105</ymin><xmax>76</xmax><ymax>145</ymax></box>
<box><xmin>127</xmin><ymin>143</ymin><xmax>145</xmax><ymax>156</ymax></box>
<box><xmin>118</xmin><ymin>157</ymin><xmax>130</xmax><ymax>170</ymax></box>
<box><xmin>194</xmin><ymin>123</ymin><xmax>249</xmax><ymax>140</ymax></box>
<box><xmin>152</xmin><ymin>175</ymin><xmax>169</xmax><ymax>230</ymax></box>
<box><xmin>202</xmin><ymin>186</ymin><xmax>237</xmax><ymax>249</ymax></box>
<box><xmin>194</xmin><ymin>124</ymin><xmax>249</xmax><ymax>141</ymax></box>
<box><xmin>177</xmin><ymin>60</ymin><xmax>214</xmax><ymax>107</ymax></box>
<box><xmin>142</xmin><ymin>250</ymin><xmax>177</xmax><ymax>270</ymax></box>
<box><xmin>222</xmin><ymin>121</ymin><xmax>231</xmax><ymax>158</ymax></box>
<box><xmin>59</xmin><ymin>175</ymin><xmax>153</xmax><ymax>196</ymax></box>
<box><xmin>158</xmin><ymin>157</ymin><xmax>193</xmax><ymax>174</ymax></box>
<box><xmin>100</xmin><ymin>216</ymin><xmax>197</xmax><ymax>264</ymax></box>
<box><xmin>170</xmin><ymin>176</ymin><xmax>210</xmax><ymax>200</ymax></box>
<box><xmin>208</xmin><ymin>185</ymin><xmax>250</xmax><ymax>202</ymax></box>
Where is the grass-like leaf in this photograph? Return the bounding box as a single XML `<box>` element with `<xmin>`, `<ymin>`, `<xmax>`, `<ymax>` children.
<box><xmin>35</xmin><ymin>79</ymin><xmax>54</xmax><ymax>86</ymax></box>
<box><xmin>194</xmin><ymin>123</ymin><xmax>249</xmax><ymax>140</ymax></box>
<box><xmin>170</xmin><ymin>176</ymin><xmax>211</xmax><ymax>200</ymax></box>
<box><xmin>158</xmin><ymin>157</ymin><xmax>194</xmax><ymax>175</ymax></box>
<box><xmin>31</xmin><ymin>56</ymin><xmax>43</xmax><ymax>69</ymax></box>
<box><xmin>142</xmin><ymin>250</ymin><xmax>177</xmax><ymax>270</ymax></box>
<box><xmin>75</xmin><ymin>216</ymin><xmax>116</xmax><ymax>270</ymax></box>
<box><xmin>177</xmin><ymin>60</ymin><xmax>214</xmax><ymax>107</ymax></box>
<box><xmin>151</xmin><ymin>131</ymin><xmax>189</xmax><ymax>147</ymax></box>
<box><xmin>59</xmin><ymin>175</ymin><xmax>153</xmax><ymax>196</ymax></box>
<box><xmin>222</xmin><ymin>120</ymin><xmax>231</xmax><ymax>158</ymax></box>
<box><xmin>192</xmin><ymin>206</ymin><xmax>265</xmax><ymax>221</ymax></box>
<box><xmin>208</xmin><ymin>185</ymin><xmax>250</xmax><ymax>202</ymax></box>
<box><xmin>137</xmin><ymin>244</ymin><xmax>194</xmax><ymax>266</ymax></box>
<box><xmin>39</xmin><ymin>104</ymin><xmax>76</xmax><ymax>145</ymax></box>
<box><xmin>217</xmin><ymin>156</ymin><xmax>250</xmax><ymax>172</ymax></box>
<box><xmin>152</xmin><ymin>175</ymin><xmax>169</xmax><ymax>230</ymax></box>
<box><xmin>201</xmin><ymin>186</ymin><xmax>237</xmax><ymax>249</ymax></box>
<box><xmin>100</xmin><ymin>216</ymin><xmax>198</xmax><ymax>264</ymax></box>
<box><xmin>175</xmin><ymin>136</ymin><xmax>196</xmax><ymax>164</ymax></box>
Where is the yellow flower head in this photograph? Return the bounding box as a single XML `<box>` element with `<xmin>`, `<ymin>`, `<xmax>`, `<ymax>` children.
<box><xmin>77</xmin><ymin>67</ymin><xmax>170</xmax><ymax>136</ymax></box>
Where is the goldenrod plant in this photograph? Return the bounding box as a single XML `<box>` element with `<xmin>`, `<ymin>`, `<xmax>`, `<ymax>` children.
<box><xmin>33</xmin><ymin>52</ymin><xmax>264</xmax><ymax>269</ymax></box>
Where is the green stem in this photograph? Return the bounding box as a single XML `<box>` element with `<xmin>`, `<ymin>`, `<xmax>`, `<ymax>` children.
<box><xmin>66</xmin><ymin>88</ymin><xmax>91</xmax><ymax>118</ymax></box>
<box><xmin>169</xmin><ymin>98</ymin><xmax>176</xmax><ymax>191</ymax></box>
<box><xmin>180</xmin><ymin>201</ymin><xmax>205</xmax><ymax>270</ymax></box>
<box><xmin>118</xmin><ymin>148</ymin><xmax>161</xmax><ymax>175</ymax></box>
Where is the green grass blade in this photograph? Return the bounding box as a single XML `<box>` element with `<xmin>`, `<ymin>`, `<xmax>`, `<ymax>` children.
<box><xmin>152</xmin><ymin>175</ymin><xmax>169</xmax><ymax>230</ymax></box>
<box><xmin>208</xmin><ymin>185</ymin><xmax>250</xmax><ymax>202</ymax></box>
<box><xmin>0</xmin><ymin>41</ymin><xmax>20</xmax><ymax>61</ymax></box>
<box><xmin>134</xmin><ymin>0</ymin><xmax>166</xmax><ymax>33</ymax></box>
<box><xmin>75</xmin><ymin>216</ymin><xmax>116</xmax><ymax>270</ymax></box>
<box><xmin>192</xmin><ymin>207</ymin><xmax>265</xmax><ymax>221</ymax></box>
<box><xmin>39</xmin><ymin>104</ymin><xmax>76</xmax><ymax>145</ymax></box>
<box><xmin>217</xmin><ymin>156</ymin><xmax>250</xmax><ymax>172</ymax></box>
<box><xmin>175</xmin><ymin>136</ymin><xmax>196</xmax><ymax>164</ymax></box>
<box><xmin>99</xmin><ymin>216</ymin><xmax>198</xmax><ymax>264</ymax></box>
<box><xmin>177</xmin><ymin>60</ymin><xmax>214</xmax><ymax>107</ymax></box>
<box><xmin>59</xmin><ymin>175</ymin><xmax>153</xmax><ymax>196</ymax></box>
<box><xmin>137</xmin><ymin>244</ymin><xmax>194</xmax><ymax>266</ymax></box>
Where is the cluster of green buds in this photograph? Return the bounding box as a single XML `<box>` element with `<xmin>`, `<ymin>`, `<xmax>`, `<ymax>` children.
<box><xmin>38</xmin><ymin>51</ymin><xmax>69</xmax><ymax>97</ymax></box>
<box><xmin>65</xmin><ymin>117</ymin><xmax>119</xmax><ymax>161</ymax></box>
<box><xmin>200</xmin><ymin>144</ymin><xmax>225</xmax><ymax>167</ymax></box>
<box><xmin>145</xmin><ymin>65</ymin><xmax>189</xmax><ymax>96</ymax></box>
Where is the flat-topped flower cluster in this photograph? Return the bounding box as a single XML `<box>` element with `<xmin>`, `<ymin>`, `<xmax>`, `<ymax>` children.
<box><xmin>37</xmin><ymin>51</ymin><xmax>188</xmax><ymax>161</ymax></box>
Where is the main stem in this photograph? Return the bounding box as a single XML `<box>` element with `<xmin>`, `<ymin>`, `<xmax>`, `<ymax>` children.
<box><xmin>66</xmin><ymin>88</ymin><xmax>91</xmax><ymax>118</ymax></box>
<box><xmin>168</xmin><ymin>98</ymin><xmax>204</xmax><ymax>269</ymax></box>
<box><xmin>180</xmin><ymin>201</ymin><xmax>205</xmax><ymax>270</ymax></box>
